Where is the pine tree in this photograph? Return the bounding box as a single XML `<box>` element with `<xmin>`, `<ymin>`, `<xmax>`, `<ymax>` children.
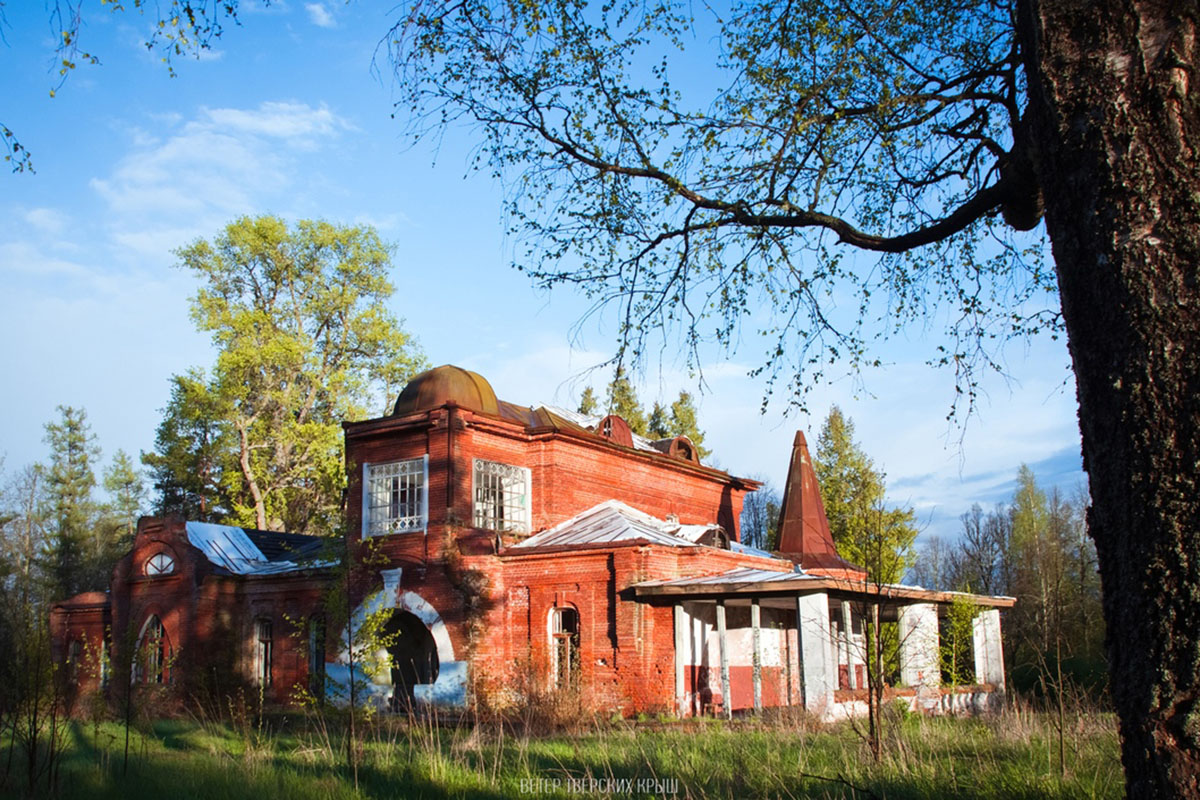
<box><xmin>813</xmin><ymin>406</ymin><xmax>915</xmax><ymax>583</ymax></box>
<box><xmin>102</xmin><ymin>449</ymin><xmax>145</xmax><ymax>548</ymax></box>
<box><xmin>42</xmin><ymin>406</ymin><xmax>99</xmax><ymax>599</ymax></box>
<box><xmin>605</xmin><ymin>366</ymin><xmax>647</xmax><ymax>436</ymax></box>
<box><xmin>647</xmin><ymin>403</ymin><xmax>670</xmax><ymax>438</ymax></box>
<box><xmin>577</xmin><ymin>386</ymin><xmax>598</xmax><ymax>416</ymax></box>
<box><xmin>668</xmin><ymin>391</ymin><xmax>710</xmax><ymax>458</ymax></box>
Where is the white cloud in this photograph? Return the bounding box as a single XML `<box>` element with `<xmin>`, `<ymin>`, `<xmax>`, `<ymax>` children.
<box><xmin>305</xmin><ymin>3</ymin><xmax>336</xmax><ymax>28</ymax></box>
<box><xmin>89</xmin><ymin>101</ymin><xmax>352</xmax><ymax>260</ymax></box>
<box><xmin>23</xmin><ymin>208</ymin><xmax>68</xmax><ymax>236</ymax></box>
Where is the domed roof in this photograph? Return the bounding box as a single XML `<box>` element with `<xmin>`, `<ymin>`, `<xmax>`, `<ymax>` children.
<box><xmin>393</xmin><ymin>365</ymin><xmax>500</xmax><ymax>416</ymax></box>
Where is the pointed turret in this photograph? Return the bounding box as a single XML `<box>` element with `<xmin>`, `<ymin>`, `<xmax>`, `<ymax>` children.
<box><xmin>776</xmin><ymin>431</ymin><xmax>867</xmax><ymax>579</ymax></box>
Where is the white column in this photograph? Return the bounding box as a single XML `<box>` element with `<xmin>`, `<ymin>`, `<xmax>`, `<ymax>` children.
<box><xmin>795</xmin><ymin>592</ymin><xmax>835</xmax><ymax>714</ymax></box>
<box><xmin>898</xmin><ymin>602</ymin><xmax>940</xmax><ymax>687</ymax></box>
<box><xmin>674</xmin><ymin>604</ymin><xmax>688</xmax><ymax>716</ymax></box>
<box><xmin>716</xmin><ymin>601</ymin><xmax>732</xmax><ymax>719</ymax></box>
<box><xmin>841</xmin><ymin>600</ymin><xmax>857</xmax><ymax>690</ymax></box>
<box><xmin>751</xmin><ymin>599</ymin><xmax>762</xmax><ymax>712</ymax></box>
<box><xmin>972</xmin><ymin>608</ymin><xmax>1006</xmax><ymax>689</ymax></box>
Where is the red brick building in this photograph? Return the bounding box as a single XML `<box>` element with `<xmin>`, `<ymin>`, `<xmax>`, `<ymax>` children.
<box><xmin>52</xmin><ymin>365</ymin><xmax>1012</xmax><ymax>718</ymax></box>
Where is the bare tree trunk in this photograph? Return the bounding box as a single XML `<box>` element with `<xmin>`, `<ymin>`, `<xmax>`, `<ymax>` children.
<box><xmin>1020</xmin><ymin>1</ymin><xmax>1200</xmax><ymax>796</ymax></box>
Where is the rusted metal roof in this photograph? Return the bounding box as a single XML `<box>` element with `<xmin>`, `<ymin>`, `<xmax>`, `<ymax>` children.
<box><xmin>393</xmin><ymin>365</ymin><xmax>500</xmax><ymax>416</ymax></box>
<box><xmin>511</xmin><ymin>500</ymin><xmax>705</xmax><ymax>550</ymax></box>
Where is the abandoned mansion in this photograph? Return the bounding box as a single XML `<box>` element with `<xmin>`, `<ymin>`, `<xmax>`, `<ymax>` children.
<box><xmin>51</xmin><ymin>365</ymin><xmax>1012</xmax><ymax>718</ymax></box>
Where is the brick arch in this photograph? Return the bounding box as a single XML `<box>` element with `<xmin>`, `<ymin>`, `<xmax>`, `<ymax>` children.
<box><xmin>327</xmin><ymin>569</ymin><xmax>466</xmax><ymax>709</ymax></box>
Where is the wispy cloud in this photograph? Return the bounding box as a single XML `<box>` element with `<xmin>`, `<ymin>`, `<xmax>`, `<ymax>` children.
<box><xmin>305</xmin><ymin>3</ymin><xmax>336</xmax><ymax>28</ymax></box>
<box><xmin>89</xmin><ymin>101</ymin><xmax>352</xmax><ymax>260</ymax></box>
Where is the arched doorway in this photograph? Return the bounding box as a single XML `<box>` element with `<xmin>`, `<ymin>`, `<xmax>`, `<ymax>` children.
<box><xmin>384</xmin><ymin>610</ymin><xmax>439</xmax><ymax>710</ymax></box>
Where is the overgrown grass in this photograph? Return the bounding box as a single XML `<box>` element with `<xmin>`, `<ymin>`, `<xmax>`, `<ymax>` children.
<box><xmin>8</xmin><ymin>707</ymin><xmax>1121</xmax><ymax>799</ymax></box>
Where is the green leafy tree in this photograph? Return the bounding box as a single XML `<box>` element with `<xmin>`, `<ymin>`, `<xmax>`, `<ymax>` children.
<box><xmin>41</xmin><ymin>406</ymin><xmax>99</xmax><ymax>599</ymax></box>
<box><xmin>577</xmin><ymin>386</ymin><xmax>599</xmax><ymax>416</ymax></box>
<box><xmin>814</xmin><ymin>407</ymin><xmax>916</xmax><ymax>583</ymax></box>
<box><xmin>941</xmin><ymin>595</ymin><xmax>981</xmax><ymax>687</ymax></box>
<box><xmin>165</xmin><ymin>216</ymin><xmax>426</xmax><ymax>535</ymax></box>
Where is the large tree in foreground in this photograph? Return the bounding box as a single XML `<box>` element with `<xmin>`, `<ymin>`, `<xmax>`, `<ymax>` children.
<box><xmin>149</xmin><ymin>216</ymin><xmax>426</xmax><ymax>535</ymax></box>
<box><xmin>384</xmin><ymin>0</ymin><xmax>1198</xmax><ymax>795</ymax></box>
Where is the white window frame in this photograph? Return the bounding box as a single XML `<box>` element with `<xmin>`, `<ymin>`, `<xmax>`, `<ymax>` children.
<box><xmin>145</xmin><ymin>552</ymin><xmax>175</xmax><ymax>576</ymax></box>
<box><xmin>363</xmin><ymin>456</ymin><xmax>429</xmax><ymax>537</ymax></box>
<box><xmin>472</xmin><ymin>459</ymin><xmax>532</xmax><ymax>533</ymax></box>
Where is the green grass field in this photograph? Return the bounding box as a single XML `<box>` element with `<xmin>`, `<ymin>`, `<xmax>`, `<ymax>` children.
<box><xmin>7</xmin><ymin>707</ymin><xmax>1121</xmax><ymax>799</ymax></box>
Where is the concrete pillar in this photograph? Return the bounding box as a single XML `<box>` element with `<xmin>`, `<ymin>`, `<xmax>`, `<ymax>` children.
<box><xmin>795</xmin><ymin>592</ymin><xmax>835</xmax><ymax>714</ymax></box>
<box><xmin>841</xmin><ymin>600</ymin><xmax>857</xmax><ymax>690</ymax></box>
<box><xmin>716</xmin><ymin>601</ymin><xmax>731</xmax><ymax>719</ymax></box>
<box><xmin>898</xmin><ymin>602</ymin><xmax>940</xmax><ymax>687</ymax></box>
<box><xmin>972</xmin><ymin>608</ymin><xmax>1005</xmax><ymax>689</ymax></box>
<box><xmin>674</xmin><ymin>604</ymin><xmax>688</xmax><ymax>717</ymax></box>
<box><xmin>751</xmin><ymin>599</ymin><xmax>762</xmax><ymax>713</ymax></box>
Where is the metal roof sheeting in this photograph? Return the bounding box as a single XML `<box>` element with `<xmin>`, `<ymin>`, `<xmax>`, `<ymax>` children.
<box><xmin>512</xmin><ymin>500</ymin><xmax>704</xmax><ymax>550</ymax></box>
<box><xmin>186</xmin><ymin>521</ymin><xmax>334</xmax><ymax>575</ymax></box>
<box><xmin>635</xmin><ymin>567</ymin><xmax>809</xmax><ymax>589</ymax></box>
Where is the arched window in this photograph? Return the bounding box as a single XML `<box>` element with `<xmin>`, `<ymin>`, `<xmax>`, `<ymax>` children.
<box><xmin>255</xmin><ymin>619</ymin><xmax>273</xmax><ymax>687</ymax></box>
<box><xmin>67</xmin><ymin>640</ymin><xmax>83</xmax><ymax>683</ymax></box>
<box><xmin>550</xmin><ymin>607</ymin><xmax>580</xmax><ymax>690</ymax></box>
<box><xmin>136</xmin><ymin>616</ymin><xmax>169</xmax><ymax>684</ymax></box>
<box><xmin>308</xmin><ymin>616</ymin><xmax>325</xmax><ymax>698</ymax></box>
<box><xmin>145</xmin><ymin>552</ymin><xmax>175</xmax><ymax>576</ymax></box>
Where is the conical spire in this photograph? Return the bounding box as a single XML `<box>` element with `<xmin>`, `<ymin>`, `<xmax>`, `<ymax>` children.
<box><xmin>776</xmin><ymin>431</ymin><xmax>867</xmax><ymax>579</ymax></box>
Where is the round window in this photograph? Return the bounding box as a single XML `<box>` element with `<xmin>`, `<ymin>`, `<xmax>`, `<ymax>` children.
<box><xmin>145</xmin><ymin>552</ymin><xmax>175</xmax><ymax>576</ymax></box>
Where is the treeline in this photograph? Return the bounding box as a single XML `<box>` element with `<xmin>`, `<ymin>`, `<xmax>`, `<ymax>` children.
<box><xmin>0</xmin><ymin>408</ymin><xmax>144</xmax><ymax>605</ymax></box>
<box><xmin>909</xmin><ymin>467</ymin><xmax>1105</xmax><ymax>697</ymax></box>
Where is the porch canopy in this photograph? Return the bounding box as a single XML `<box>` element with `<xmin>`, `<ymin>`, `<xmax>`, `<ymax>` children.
<box><xmin>633</xmin><ymin>567</ymin><xmax>1014</xmax><ymax>718</ymax></box>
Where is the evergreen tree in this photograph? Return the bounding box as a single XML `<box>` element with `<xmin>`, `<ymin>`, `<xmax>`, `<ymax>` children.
<box><xmin>646</xmin><ymin>402</ymin><xmax>670</xmax><ymax>438</ymax></box>
<box><xmin>41</xmin><ymin>406</ymin><xmax>99</xmax><ymax>599</ymax></box>
<box><xmin>605</xmin><ymin>366</ymin><xmax>647</xmax><ymax>436</ymax></box>
<box><xmin>577</xmin><ymin>386</ymin><xmax>598</xmax><ymax>416</ymax></box>
<box><xmin>143</xmin><ymin>370</ymin><xmax>231</xmax><ymax>522</ymax></box>
<box><xmin>813</xmin><ymin>406</ymin><xmax>916</xmax><ymax>583</ymax></box>
<box><xmin>668</xmin><ymin>391</ymin><xmax>709</xmax><ymax>458</ymax></box>
<box><xmin>101</xmin><ymin>449</ymin><xmax>145</xmax><ymax>549</ymax></box>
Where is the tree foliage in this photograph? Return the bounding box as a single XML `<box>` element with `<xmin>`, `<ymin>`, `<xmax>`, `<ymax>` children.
<box><xmin>41</xmin><ymin>406</ymin><xmax>100</xmax><ymax>599</ymax></box>
<box><xmin>145</xmin><ymin>216</ymin><xmax>426</xmax><ymax>535</ymax></box>
<box><xmin>387</xmin><ymin>0</ymin><xmax>1055</xmax><ymax>411</ymax></box>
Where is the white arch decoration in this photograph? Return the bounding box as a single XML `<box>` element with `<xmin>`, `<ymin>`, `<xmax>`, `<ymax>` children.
<box><xmin>326</xmin><ymin>569</ymin><xmax>467</xmax><ymax>708</ymax></box>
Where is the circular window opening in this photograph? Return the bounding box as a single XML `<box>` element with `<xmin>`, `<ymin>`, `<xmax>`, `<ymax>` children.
<box><xmin>145</xmin><ymin>552</ymin><xmax>175</xmax><ymax>576</ymax></box>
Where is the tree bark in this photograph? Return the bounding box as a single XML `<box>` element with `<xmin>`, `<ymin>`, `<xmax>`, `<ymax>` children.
<box><xmin>1020</xmin><ymin>1</ymin><xmax>1200</xmax><ymax>796</ymax></box>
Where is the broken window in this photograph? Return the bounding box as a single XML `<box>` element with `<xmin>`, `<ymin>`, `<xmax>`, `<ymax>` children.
<box><xmin>255</xmin><ymin>619</ymin><xmax>273</xmax><ymax>687</ymax></box>
<box><xmin>550</xmin><ymin>607</ymin><xmax>580</xmax><ymax>690</ymax></box>
<box><xmin>136</xmin><ymin>616</ymin><xmax>169</xmax><ymax>684</ymax></box>
<box><xmin>145</xmin><ymin>552</ymin><xmax>175</xmax><ymax>576</ymax></box>
<box><xmin>473</xmin><ymin>459</ymin><xmax>531</xmax><ymax>533</ymax></box>
<box><xmin>365</xmin><ymin>457</ymin><xmax>428</xmax><ymax>536</ymax></box>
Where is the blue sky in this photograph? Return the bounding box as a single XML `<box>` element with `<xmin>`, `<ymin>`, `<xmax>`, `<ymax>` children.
<box><xmin>1</xmin><ymin>1</ymin><xmax>1084</xmax><ymax>542</ymax></box>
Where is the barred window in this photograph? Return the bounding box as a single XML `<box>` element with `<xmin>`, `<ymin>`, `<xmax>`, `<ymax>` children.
<box><xmin>473</xmin><ymin>459</ymin><xmax>531</xmax><ymax>533</ymax></box>
<box><xmin>551</xmin><ymin>607</ymin><xmax>580</xmax><ymax>690</ymax></box>
<box><xmin>364</xmin><ymin>457</ymin><xmax>428</xmax><ymax>536</ymax></box>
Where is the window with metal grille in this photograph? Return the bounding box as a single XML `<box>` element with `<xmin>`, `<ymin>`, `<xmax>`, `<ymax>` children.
<box><xmin>255</xmin><ymin>619</ymin><xmax>273</xmax><ymax>687</ymax></box>
<box><xmin>364</xmin><ymin>457</ymin><xmax>427</xmax><ymax>536</ymax></box>
<box><xmin>551</xmin><ymin>607</ymin><xmax>580</xmax><ymax>690</ymax></box>
<box><xmin>473</xmin><ymin>459</ymin><xmax>530</xmax><ymax>532</ymax></box>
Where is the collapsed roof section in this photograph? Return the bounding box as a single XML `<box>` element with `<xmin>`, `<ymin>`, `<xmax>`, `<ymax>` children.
<box><xmin>185</xmin><ymin>521</ymin><xmax>334</xmax><ymax>576</ymax></box>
